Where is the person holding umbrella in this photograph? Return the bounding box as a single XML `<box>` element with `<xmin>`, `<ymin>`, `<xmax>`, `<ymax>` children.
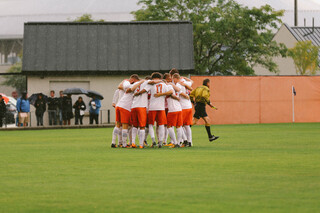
<box><xmin>73</xmin><ymin>96</ymin><xmax>86</xmax><ymax>125</ymax></box>
<box><xmin>0</xmin><ymin>95</ymin><xmax>6</xmax><ymax>128</ymax></box>
<box><xmin>62</xmin><ymin>94</ymin><xmax>73</xmax><ymax>125</ymax></box>
<box><xmin>89</xmin><ymin>95</ymin><xmax>101</xmax><ymax>124</ymax></box>
<box><xmin>35</xmin><ymin>94</ymin><xmax>46</xmax><ymax>126</ymax></box>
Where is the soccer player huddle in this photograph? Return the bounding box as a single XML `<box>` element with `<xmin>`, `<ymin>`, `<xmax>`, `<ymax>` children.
<box><xmin>111</xmin><ymin>68</ymin><xmax>194</xmax><ymax>148</ymax></box>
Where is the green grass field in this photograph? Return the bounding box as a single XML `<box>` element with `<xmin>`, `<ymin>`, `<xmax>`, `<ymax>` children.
<box><xmin>0</xmin><ymin>123</ymin><xmax>320</xmax><ymax>212</ymax></box>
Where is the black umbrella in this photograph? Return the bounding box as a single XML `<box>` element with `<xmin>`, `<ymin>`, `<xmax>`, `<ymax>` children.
<box><xmin>28</xmin><ymin>93</ymin><xmax>48</xmax><ymax>106</ymax></box>
<box><xmin>63</xmin><ymin>88</ymin><xmax>88</xmax><ymax>95</ymax></box>
<box><xmin>87</xmin><ymin>90</ymin><xmax>104</xmax><ymax>100</ymax></box>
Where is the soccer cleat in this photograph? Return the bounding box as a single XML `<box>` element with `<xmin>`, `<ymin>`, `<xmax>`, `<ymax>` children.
<box><xmin>158</xmin><ymin>143</ymin><xmax>162</xmax><ymax>148</ymax></box>
<box><xmin>144</xmin><ymin>141</ymin><xmax>149</xmax><ymax>147</ymax></box>
<box><xmin>131</xmin><ymin>144</ymin><xmax>137</xmax><ymax>148</ymax></box>
<box><xmin>165</xmin><ymin>142</ymin><xmax>174</xmax><ymax>146</ymax></box>
<box><xmin>183</xmin><ymin>140</ymin><xmax>188</xmax><ymax>145</ymax></box>
<box><xmin>209</xmin><ymin>136</ymin><xmax>220</xmax><ymax>142</ymax></box>
<box><xmin>151</xmin><ymin>142</ymin><xmax>157</xmax><ymax>148</ymax></box>
<box><xmin>111</xmin><ymin>144</ymin><xmax>117</xmax><ymax>148</ymax></box>
<box><xmin>139</xmin><ymin>146</ymin><xmax>144</xmax><ymax>149</ymax></box>
<box><xmin>118</xmin><ymin>144</ymin><xmax>123</xmax><ymax>148</ymax></box>
<box><xmin>170</xmin><ymin>144</ymin><xmax>180</xmax><ymax>148</ymax></box>
<box><xmin>187</xmin><ymin>142</ymin><xmax>192</xmax><ymax>147</ymax></box>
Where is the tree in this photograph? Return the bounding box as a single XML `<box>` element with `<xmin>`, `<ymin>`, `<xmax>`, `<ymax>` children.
<box><xmin>132</xmin><ymin>0</ymin><xmax>287</xmax><ymax>75</ymax></box>
<box><xmin>73</xmin><ymin>13</ymin><xmax>104</xmax><ymax>22</ymax></box>
<box><xmin>2</xmin><ymin>61</ymin><xmax>26</xmax><ymax>94</ymax></box>
<box><xmin>288</xmin><ymin>41</ymin><xmax>319</xmax><ymax>75</ymax></box>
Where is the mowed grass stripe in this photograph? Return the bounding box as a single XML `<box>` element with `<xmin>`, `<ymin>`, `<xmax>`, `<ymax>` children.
<box><xmin>0</xmin><ymin>123</ymin><xmax>319</xmax><ymax>212</ymax></box>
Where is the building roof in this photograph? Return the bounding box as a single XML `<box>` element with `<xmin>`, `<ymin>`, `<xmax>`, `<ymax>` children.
<box><xmin>284</xmin><ymin>23</ymin><xmax>320</xmax><ymax>46</ymax></box>
<box><xmin>22</xmin><ymin>21</ymin><xmax>194</xmax><ymax>75</ymax></box>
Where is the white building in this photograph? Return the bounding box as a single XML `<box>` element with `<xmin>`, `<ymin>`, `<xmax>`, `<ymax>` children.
<box><xmin>254</xmin><ymin>23</ymin><xmax>320</xmax><ymax>75</ymax></box>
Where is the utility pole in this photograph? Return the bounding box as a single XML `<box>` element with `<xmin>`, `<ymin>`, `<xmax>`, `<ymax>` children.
<box><xmin>294</xmin><ymin>0</ymin><xmax>298</xmax><ymax>26</ymax></box>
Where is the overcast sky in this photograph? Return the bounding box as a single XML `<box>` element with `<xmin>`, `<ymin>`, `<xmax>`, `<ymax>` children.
<box><xmin>1</xmin><ymin>0</ymin><xmax>320</xmax><ymax>36</ymax></box>
<box><xmin>1</xmin><ymin>0</ymin><xmax>320</xmax><ymax>16</ymax></box>
<box><xmin>237</xmin><ymin>0</ymin><xmax>320</xmax><ymax>10</ymax></box>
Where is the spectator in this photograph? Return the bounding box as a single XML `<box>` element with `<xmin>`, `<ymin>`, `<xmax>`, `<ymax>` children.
<box><xmin>0</xmin><ymin>95</ymin><xmax>6</xmax><ymax>127</ymax></box>
<box><xmin>35</xmin><ymin>94</ymin><xmax>46</xmax><ymax>126</ymax></box>
<box><xmin>47</xmin><ymin>90</ymin><xmax>58</xmax><ymax>125</ymax></box>
<box><xmin>89</xmin><ymin>95</ymin><xmax>101</xmax><ymax>124</ymax></box>
<box><xmin>16</xmin><ymin>92</ymin><xmax>30</xmax><ymax>127</ymax></box>
<box><xmin>57</xmin><ymin>91</ymin><xmax>64</xmax><ymax>125</ymax></box>
<box><xmin>62</xmin><ymin>94</ymin><xmax>73</xmax><ymax>125</ymax></box>
<box><xmin>73</xmin><ymin>96</ymin><xmax>86</xmax><ymax>125</ymax></box>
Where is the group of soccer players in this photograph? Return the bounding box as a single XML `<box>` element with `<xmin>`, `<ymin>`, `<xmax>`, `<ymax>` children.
<box><xmin>111</xmin><ymin>68</ymin><xmax>195</xmax><ymax>148</ymax></box>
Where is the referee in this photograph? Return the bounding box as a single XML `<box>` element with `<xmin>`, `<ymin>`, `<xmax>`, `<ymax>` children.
<box><xmin>190</xmin><ymin>78</ymin><xmax>219</xmax><ymax>142</ymax></box>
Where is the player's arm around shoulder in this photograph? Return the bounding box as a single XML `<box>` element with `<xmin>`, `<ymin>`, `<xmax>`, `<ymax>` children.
<box><xmin>130</xmin><ymin>79</ymin><xmax>146</xmax><ymax>92</ymax></box>
<box><xmin>180</xmin><ymin>92</ymin><xmax>190</xmax><ymax>100</ymax></box>
<box><xmin>168</xmin><ymin>82</ymin><xmax>181</xmax><ymax>92</ymax></box>
<box><xmin>154</xmin><ymin>83</ymin><xmax>173</xmax><ymax>97</ymax></box>
<box><xmin>170</xmin><ymin>93</ymin><xmax>180</xmax><ymax>101</ymax></box>
<box><xmin>180</xmin><ymin>78</ymin><xmax>193</xmax><ymax>91</ymax></box>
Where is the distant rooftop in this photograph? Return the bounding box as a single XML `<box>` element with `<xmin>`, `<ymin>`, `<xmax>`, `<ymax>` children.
<box><xmin>285</xmin><ymin>23</ymin><xmax>320</xmax><ymax>47</ymax></box>
<box><xmin>283</xmin><ymin>23</ymin><xmax>320</xmax><ymax>62</ymax></box>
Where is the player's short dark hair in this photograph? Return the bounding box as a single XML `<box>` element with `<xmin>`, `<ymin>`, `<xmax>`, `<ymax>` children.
<box><xmin>163</xmin><ymin>73</ymin><xmax>170</xmax><ymax>80</ymax></box>
<box><xmin>203</xmin><ymin>78</ymin><xmax>210</xmax><ymax>86</ymax></box>
<box><xmin>50</xmin><ymin>90</ymin><xmax>55</xmax><ymax>94</ymax></box>
<box><xmin>151</xmin><ymin>72</ymin><xmax>163</xmax><ymax>79</ymax></box>
<box><xmin>169</xmin><ymin>68</ymin><xmax>179</xmax><ymax>76</ymax></box>
<box><xmin>172</xmin><ymin>73</ymin><xmax>180</xmax><ymax>79</ymax></box>
<box><xmin>145</xmin><ymin>75</ymin><xmax>151</xmax><ymax>80</ymax></box>
<box><xmin>130</xmin><ymin>74</ymin><xmax>140</xmax><ymax>80</ymax></box>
